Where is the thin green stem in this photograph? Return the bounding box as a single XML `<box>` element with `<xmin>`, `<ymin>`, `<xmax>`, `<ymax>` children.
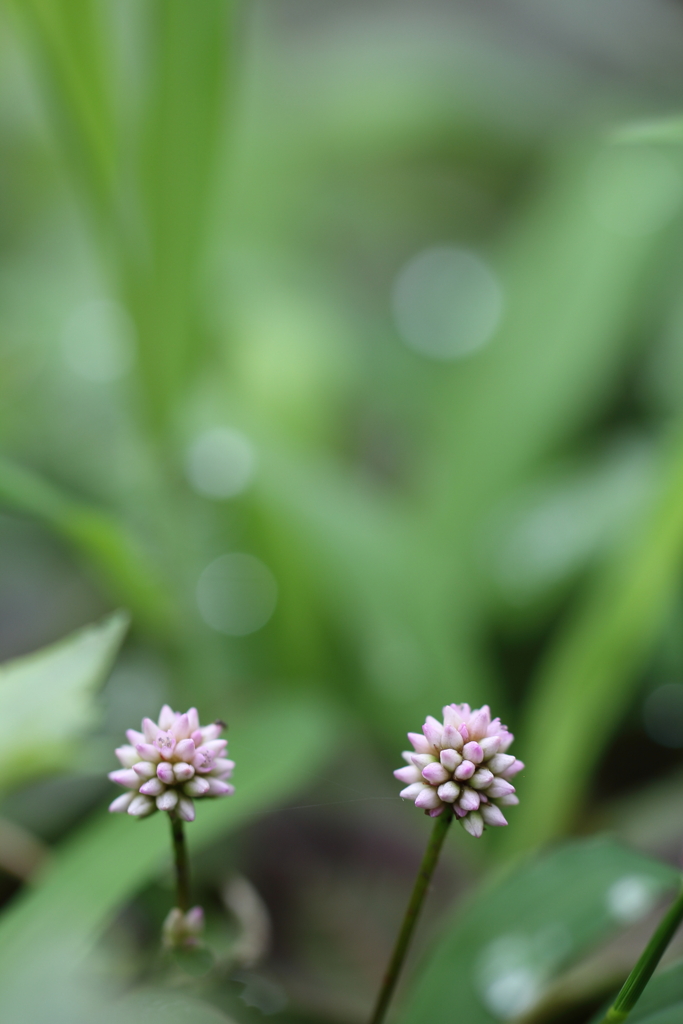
<box><xmin>170</xmin><ymin>813</ymin><xmax>190</xmax><ymax>913</ymax></box>
<box><xmin>369</xmin><ymin>812</ymin><xmax>452</xmax><ymax>1024</ymax></box>
<box><xmin>598</xmin><ymin>879</ymin><xmax>683</xmax><ymax>1022</ymax></box>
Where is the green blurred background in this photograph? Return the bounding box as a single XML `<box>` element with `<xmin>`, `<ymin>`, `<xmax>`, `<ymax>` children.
<box><xmin>4</xmin><ymin>2</ymin><xmax>683</xmax><ymax>1022</ymax></box>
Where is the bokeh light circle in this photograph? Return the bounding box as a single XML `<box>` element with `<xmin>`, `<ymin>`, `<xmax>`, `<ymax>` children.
<box><xmin>392</xmin><ymin>245</ymin><xmax>503</xmax><ymax>360</ymax></box>
<box><xmin>185</xmin><ymin>427</ymin><xmax>256</xmax><ymax>500</ymax></box>
<box><xmin>196</xmin><ymin>553</ymin><xmax>277</xmax><ymax>636</ymax></box>
<box><xmin>62</xmin><ymin>299</ymin><xmax>137</xmax><ymax>382</ymax></box>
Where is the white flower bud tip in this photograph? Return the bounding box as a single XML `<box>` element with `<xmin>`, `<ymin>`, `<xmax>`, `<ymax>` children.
<box><xmin>173</xmin><ymin>761</ymin><xmax>195</xmax><ymax>782</ymax></box>
<box><xmin>115</xmin><ymin>745</ymin><xmax>138</xmax><ymax>768</ymax></box>
<box><xmin>139</xmin><ymin>777</ymin><xmax>165</xmax><ymax>797</ymax></box>
<box><xmin>421</xmin><ymin>762</ymin><xmax>450</xmax><ymax>785</ymax></box>
<box><xmin>461</xmin><ymin>811</ymin><xmax>484</xmax><ymax>838</ymax></box>
<box><xmin>393</xmin><ymin>703</ymin><xmax>520</xmax><ymax>836</ymax></box>
<box><xmin>156</xmin><ymin>789</ymin><xmax>179</xmax><ymax>812</ymax></box>
<box><xmin>157</xmin><ymin>761</ymin><xmax>175</xmax><ymax>784</ymax></box>
<box><xmin>128</xmin><ymin>794</ymin><xmax>155</xmax><ymax>817</ymax></box>
<box><xmin>177</xmin><ymin>796</ymin><xmax>196</xmax><ymax>822</ymax></box>
<box><xmin>183</xmin><ymin>777</ymin><xmax>210</xmax><ymax>797</ymax></box>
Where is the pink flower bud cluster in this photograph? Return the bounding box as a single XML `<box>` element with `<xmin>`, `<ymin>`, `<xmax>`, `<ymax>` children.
<box><xmin>394</xmin><ymin>704</ymin><xmax>523</xmax><ymax>837</ymax></box>
<box><xmin>109</xmin><ymin>705</ymin><xmax>234</xmax><ymax>822</ymax></box>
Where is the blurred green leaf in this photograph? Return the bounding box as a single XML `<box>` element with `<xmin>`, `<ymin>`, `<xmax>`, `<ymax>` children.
<box><xmin>0</xmin><ymin>455</ymin><xmax>176</xmax><ymax>638</ymax></box>
<box><xmin>399</xmin><ymin>838</ymin><xmax>677</xmax><ymax>1024</ymax></box>
<box><xmin>0</xmin><ymin>696</ymin><xmax>336</xmax><ymax>1020</ymax></box>
<box><xmin>510</xmin><ymin>424</ymin><xmax>683</xmax><ymax>851</ymax></box>
<box><xmin>260</xmin><ymin>448</ymin><xmax>492</xmax><ymax>737</ymax></box>
<box><xmin>0</xmin><ymin>611</ymin><xmax>128</xmax><ymax>794</ymax></box>
<box><xmin>424</xmin><ymin>143</ymin><xmax>678</xmax><ymax>548</ymax></box>
<box><xmin>613</xmin><ymin>115</ymin><xmax>683</xmax><ymax>145</ymax></box>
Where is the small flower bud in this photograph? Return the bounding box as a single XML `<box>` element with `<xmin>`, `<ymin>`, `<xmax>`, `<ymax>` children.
<box><xmin>173</xmin><ymin>762</ymin><xmax>195</xmax><ymax>782</ymax></box>
<box><xmin>422</xmin><ymin>716</ymin><xmax>444</xmax><ymax>747</ymax></box>
<box><xmin>139</xmin><ymin>777</ymin><xmax>165</xmax><ymax>797</ymax></box>
<box><xmin>183</xmin><ymin>777</ymin><xmax>210</xmax><ymax>797</ymax></box>
<box><xmin>407</xmin><ymin>732</ymin><xmax>434</xmax><ymax>754</ymax></box>
<box><xmin>156</xmin><ymin>789</ymin><xmax>179</xmax><ymax>812</ymax></box>
<box><xmin>415</xmin><ymin>787</ymin><xmax>442</xmax><ymax>810</ymax></box>
<box><xmin>108</xmin><ymin>768</ymin><xmax>139</xmax><ymax>788</ymax></box>
<box><xmin>487</xmin><ymin>753</ymin><xmax>515</xmax><ymax>774</ymax></box>
<box><xmin>470</xmin><ymin>769</ymin><xmax>494</xmax><ymax>790</ymax></box>
<box><xmin>422</xmin><ymin>763</ymin><xmax>450</xmax><ymax>785</ymax></box>
<box><xmin>441</xmin><ymin>724</ymin><xmax>464</xmax><ymax>751</ymax></box>
<box><xmin>115</xmin><ymin>745</ymin><xmax>138</xmax><ymax>768</ymax></box>
<box><xmin>410</xmin><ymin>753</ymin><xmax>438</xmax><ymax>770</ymax></box>
<box><xmin>157</xmin><ymin>761</ymin><xmax>175</xmax><ymax>785</ymax></box>
<box><xmin>437</xmin><ymin>781</ymin><xmax>460</xmax><ymax>803</ymax></box>
<box><xmin>135</xmin><ymin>743</ymin><xmax>161</xmax><ymax>763</ymax></box>
<box><xmin>205</xmin><ymin>777</ymin><xmax>234</xmax><ymax>796</ymax></box>
<box><xmin>462</xmin><ymin>742</ymin><xmax>484</xmax><ymax>764</ymax></box>
<box><xmin>109</xmin><ymin>792</ymin><xmax>135</xmax><ymax>813</ymax></box>
<box><xmin>177</xmin><ymin>796</ymin><xmax>196</xmax><ymax>822</ymax></box>
<box><xmin>461</xmin><ymin>811</ymin><xmax>484</xmax><ymax>837</ymax></box>
<box><xmin>459</xmin><ymin>787</ymin><xmax>480</xmax><ymax>812</ymax></box>
<box><xmin>400</xmin><ymin>782</ymin><xmax>428</xmax><ymax>800</ymax></box>
<box><xmin>128</xmin><ymin>794</ymin><xmax>155</xmax><ymax>817</ymax></box>
<box><xmin>175</xmin><ymin>738</ymin><xmax>195</xmax><ymax>762</ymax></box>
<box><xmin>480</xmin><ymin>804</ymin><xmax>508</xmax><ymax>827</ymax></box>
<box><xmin>439</xmin><ymin>749</ymin><xmax>462</xmax><ymax>772</ymax></box>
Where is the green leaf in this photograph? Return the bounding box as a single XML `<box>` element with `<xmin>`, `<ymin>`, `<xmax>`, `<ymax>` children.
<box><xmin>398</xmin><ymin>837</ymin><xmax>677</xmax><ymax>1024</ymax></box>
<box><xmin>0</xmin><ymin>696</ymin><xmax>336</xmax><ymax>1020</ymax></box>
<box><xmin>0</xmin><ymin>611</ymin><xmax>128</xmax><ymax>794</ymax></box>
<box><xmin>509</xmin><ymin>424</ymin><xmax>683</xmax><ymax>851</ymax></box>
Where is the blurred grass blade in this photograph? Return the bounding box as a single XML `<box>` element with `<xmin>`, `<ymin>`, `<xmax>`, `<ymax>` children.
<box><xmin>0</xmin><ymin>612</ymin><xmax>128</xmax><ymax>794</ymax></box>
<box><xmin>424</xmin><ymin>143</ymin><xmax>677</xmax><ymax>545</ymax></box>
<box><xmin>130</xmin><ymin>0</ymin><xmax>233</xmax><ymax>433</ymax></box>
<box><xmin>0</xmin><ymin>697</ymin><xmax>336</xmax><ymax>1019</ymax></box>
<box><xmin>8</xmin><ymin>0</ymin><xmax>118</xmax><ymax>231</ymax></box>
<box><xmin>510</xmin><ymin>423</ymin><xmax>683</xmax><ymax>852</ymax></box>
<box><xmin>259</xmin><ymin>448</ymin><xmax>493</xmax><ymax>737</ymax></box>
<box><xmin>398</xmin><ymin>838</ymin><xmax>677</xmax><ymax>1024</ymax></box>
<box><xmin>0</xmin><ymin>456</ymin><xmax>176</xmax><ymax>637</ymax></box>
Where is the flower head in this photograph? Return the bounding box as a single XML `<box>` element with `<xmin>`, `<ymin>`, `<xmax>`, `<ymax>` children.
<box><xmin>109</xmin><ymin>705</ymin><xmax>234</xmax><ymax>822</ymax></box>
<box><xmin>394</xmin><ymin>704</ymin><xmax>523</xmax><ymax>837</ymax></box>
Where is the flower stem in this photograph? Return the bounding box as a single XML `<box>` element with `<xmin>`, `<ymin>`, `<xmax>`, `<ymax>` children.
<box><xmin>598</xmin><ymin>879</ymin><xmax>683</xmax><ymax>1022</ymax></box>
<box><xmin>170</xmin><ymin>813</ymin><xmax>190</xmax><ymax>913</ymax></box>
<box><xmin>369</xmin><ymin>812</ymin><xmax>452</xmax><ymax>1024</ymax></box>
